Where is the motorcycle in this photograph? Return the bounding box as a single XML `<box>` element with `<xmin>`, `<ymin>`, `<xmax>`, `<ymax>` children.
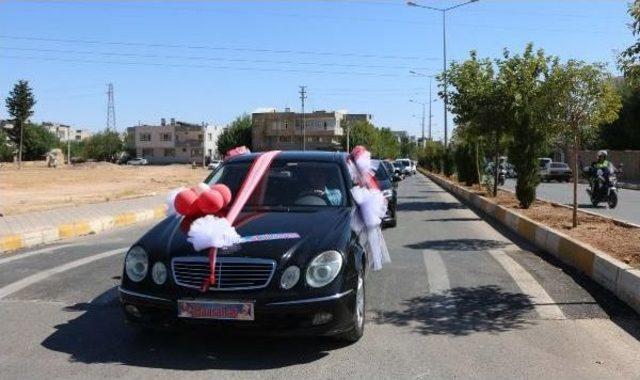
<box><xmin>583</xmin><ymin>165</ymin><xmax>619</xmax><ymax>208</ymax></box>
<box><xmin>498</xmin><ymin>168</ymin><xmax>507</xmax><ymax>186</ymax></box>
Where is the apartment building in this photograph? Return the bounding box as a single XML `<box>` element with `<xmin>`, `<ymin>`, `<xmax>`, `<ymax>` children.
<box><xmin>42</xmin><ymin>122</ymin><xmax>92</xmax><ymax>142</ymax></box>
<box><xmin>252</xmin><ymin>109</ymin><xmax>371</xmax><ymax>151</ymax></box>
<box><xmin>128</xmin><ymin>118</ymin><xmax>222</xmax><ymax>164</ymax></box>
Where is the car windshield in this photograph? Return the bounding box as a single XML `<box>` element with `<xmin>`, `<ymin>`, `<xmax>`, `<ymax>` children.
<box><xmin>206</xmin><ymin>160</ymin><xmax>347</xmax><ymax>209</ymax></box>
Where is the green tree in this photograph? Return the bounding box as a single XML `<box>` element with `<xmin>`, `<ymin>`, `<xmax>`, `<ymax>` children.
<box><xmin>83</xmin><ymin>130</ymin><xmax>123</xmax><ymax>161</ymax></box>
<box><xmin>5</xmin><ymin>80</ymin><xmax>36</xmax><ymax>167</ymax></box>
<box><xmin>548</xmin><ymin>60</ymin><xmax>621</xmax><ymax>227</ymax></box>
<box><xmin>0</xmin><ymin>128</ymin><xmax>15</xmax><ymax>162</ymax></box>
<box><xmin>22</xmin><ymin>124</ymin><xmax>59</xmax><ymax>160</ymax></box>
<box><xmin>217</xmin><ymin>114</ymin><xmax>252</xmax><ymax>156</ymax></box>
<box><xmin>399</xmin><ymin>136</ymin><xmax>416</xmax><ymax>159</ymax></box>
<box><xmin>498</xmin><ymin>44</ymin><xmax>558</xmax><ymax>208</ymax></box>
<box><xmin>444</xmin><ymin>51</ymin><xmax>511</xmax><ymax>195</ymax></box>
<box><xmin>375</xmin><ymin>127</ymin><xmax>400</xmax><ymax>159</ymax></box>
<box><xmin>618</xmin><ymin>1</ymin><xmax>640</xmax><ymax>86</ymax></box>
<box><xmin>340</xmin><ymin>120</ymin><xmax>379</xmax><ymax>154</ymax></box>
<box><xmin>599</xmin><ymin>78</ymin><xmax>640</xmax><ymax>149</ymax></box>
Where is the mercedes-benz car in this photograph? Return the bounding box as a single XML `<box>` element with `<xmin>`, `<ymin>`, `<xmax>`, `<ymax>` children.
<box><xmin>119</xmin><ymin>151</ymin><xmax>368</xmax><ymax>342</ymax></box>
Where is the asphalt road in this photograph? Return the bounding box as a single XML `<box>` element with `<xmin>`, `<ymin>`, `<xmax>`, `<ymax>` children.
<box><xmin>503</xmin><ymin>179</ymin><xmax>640</xmax><ymax>225</ymax></box>
<box><xmin>1</xmin><ymin>174</ymin><xmax>639</xmax><ymax>379</ymax></box>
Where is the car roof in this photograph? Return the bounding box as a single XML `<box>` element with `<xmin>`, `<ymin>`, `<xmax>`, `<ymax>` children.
<box><xmin>225</xmin><ymin>150</ymin><xmax>348</xmax><ymax>164</ymax></box>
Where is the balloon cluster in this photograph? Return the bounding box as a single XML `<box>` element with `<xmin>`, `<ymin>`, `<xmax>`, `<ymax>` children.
<box><xmin>172</xmin><ymin>183</ymin><xmax>233</xmax><ymax>218</ymax></box>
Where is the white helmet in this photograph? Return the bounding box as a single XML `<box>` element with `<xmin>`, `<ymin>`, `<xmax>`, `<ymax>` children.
<box><xmin>597</xmin><ymin>150</ymin><xmax>607</xmax><ymax>159</ymax></box>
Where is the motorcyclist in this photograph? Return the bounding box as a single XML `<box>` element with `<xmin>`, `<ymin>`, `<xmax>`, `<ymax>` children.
<box><xmin>591</xmin><ymin>150</ymin><xmax>614</xmax><ymax>195</ymax></box>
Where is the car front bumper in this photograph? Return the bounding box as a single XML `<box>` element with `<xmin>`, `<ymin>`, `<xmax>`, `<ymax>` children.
<box><xmin>119</xmin><ymin>287</ymin><xmax>357</xmax><ymax>336</ymax></box>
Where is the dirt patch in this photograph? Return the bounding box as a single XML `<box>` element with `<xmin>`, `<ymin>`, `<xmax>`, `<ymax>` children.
<box><xmin>431</xmin><ymin>173</ymin><xmax>640</xmax><ymax>267</ymax></box>
<box><xmin>0</xmin><ymin>162</ymin><xmax>210</xmax><ymax>215</ymax></box>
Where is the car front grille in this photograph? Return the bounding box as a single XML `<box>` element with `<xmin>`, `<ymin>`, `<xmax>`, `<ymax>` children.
<box><xmin>171</xmin><ymin>256</ymin><xmax>276</xmax><ymax>291</ymax></box>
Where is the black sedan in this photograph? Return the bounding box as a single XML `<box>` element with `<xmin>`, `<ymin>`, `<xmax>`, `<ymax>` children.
<box><xmin>119</xmin><ymin>151</ymin><xmax>367</xmax><ymax>342</ymax></box>
<box><xmin>373</xmin><ymin>159</ymin><xmax>398</xmax><ymax>228</ymax></box>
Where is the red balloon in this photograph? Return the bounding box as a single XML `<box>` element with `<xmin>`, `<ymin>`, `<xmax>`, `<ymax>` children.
<box><xmin>197</xmin><ymin>189</ymin><xmax>224</xmax><ymax>214</ymax></box>
<box><xmin>211</xmin><ymin>184</ymin><xmax>232</xmax><ymax>206</ymax></box>
<box><xmin>174</xmin><ymin>189</ymin><xmax>199</xmax><ymax>216</ymax></box>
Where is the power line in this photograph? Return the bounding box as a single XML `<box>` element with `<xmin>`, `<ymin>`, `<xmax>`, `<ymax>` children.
<box><xmin>0</xmin><ymin>45</ymin><xmax>439</xmax><ymax>71</ymax></box>
<box><xmin>0</xmin><ymin>35</ymin><xmax>428</xmax><ymax>61</ymax></box>
<box><xmin>0</xmin><ymin>54</ymin><xmax>416</xmax><ymax>78</ymax></box>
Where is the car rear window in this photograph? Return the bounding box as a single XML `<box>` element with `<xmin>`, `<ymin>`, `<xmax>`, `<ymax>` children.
<box><xmin>551</xmin><ymin>163</ymin><xmax>569</xmax><ymax>168</ymax></box>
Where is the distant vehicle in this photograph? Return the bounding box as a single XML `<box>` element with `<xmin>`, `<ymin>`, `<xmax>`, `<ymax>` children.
<box><xmin>538</xmin><ymin>158</ymin><xmax>553</xmax><ymax>180</ymax></box>
<box><xmin>395</xmin><ymin>159</ymin><xmax>413</xmax><ymax>176</ymax></box>
<box><xmin>127</xmin><ymin>157</ymin><xmax>148</xmax><ymax>166</ymax></box>
<box><xmin>392</xmin><ymin>161</ymin><xmax>405</xmax><ymax>179</ymax></box>
<box><xmin>372</xmin><ymin>159</ymin><xmax>398</xmax><ymax>228</ymax></box>
<box><xmin>382</xmin><ymin>160</ymin><xmax>402</xmax><ymax>182</ymax></box>
<box><xmin>583</xmin><ymin>164</ymin><xmax>618</xmax><ymax>208</ymax></box>
<box><xmin>207</xmin><ymin>160</ymin><xmax>222</xmax><ymax>170</ymax></box>
<box><xmin>542</xmin><ymin>162</ymin><xmax>572</xmax><ymax>182</ymax></box>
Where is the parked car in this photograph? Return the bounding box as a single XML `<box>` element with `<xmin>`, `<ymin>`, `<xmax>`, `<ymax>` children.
<box><xmin>542</xmin><ymin>162</ymin><xmax>573</xmax><ymax>182</ymax></box>
<box><xmin>382</xmin><ymin>160</ymin><xmax>402</xmax><ymax>182</ymax></box>
<box><xmin>127</xmin><ymin>157</ymin><xmax>148</xmax><ymax>165</ymax></box>
<box><xmin>120</xmin><ymin>151</ymin><xmax>368</xmax><ymax>342</ymax></box>
<box><xmin>395</xmin><ymin>159</ymin><xmax>412</xmax><ymax>176</ymax></box>
<box><xmin>372</xmin><ymin>159</ymin><xmax>398</xmax><ymax>228</ymax></box>
<box><xmin>207</xmin><ymin>160</ymin><xmax>222</xmax><ymax>170</ymax></box>
<box><xmin>392</xmin><ymin>161</ymin><xmax>405</xmax><ymax>179</ymax></box>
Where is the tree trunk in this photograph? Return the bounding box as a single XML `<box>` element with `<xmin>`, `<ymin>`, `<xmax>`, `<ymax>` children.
<box><xmin>18</xmin><ymin>121</ymin><xmax>24</xmax><ymax>169</ymax></box>
<box><xmin>572</xmin><ymin>132</ymin><xmax>579</xmax><ymax>228</ymax></box>
<box><xmin>475</xmin><ymin>140</ymin><xmax>481</xmax><ymax>188</ymax></box>
<box><xmin>493</xmin><ymin>129</ymin><xmax>500</xmax><ymax>197</ymax></box>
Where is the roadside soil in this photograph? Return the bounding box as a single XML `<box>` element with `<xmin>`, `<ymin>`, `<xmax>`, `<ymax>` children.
<box><xmin>430</xmin><ymin>172</ymin><xmax>640</xmax><ymax>267</ymax></box>
<box><xmin>1</xmin><ymin>161</ymin><xmax>210</xmax><ymax>216</ymax></box>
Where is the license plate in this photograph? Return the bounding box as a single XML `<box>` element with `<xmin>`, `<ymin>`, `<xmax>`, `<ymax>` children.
<box><xmin>177</xmin><ymin>300</ymin><xmax>254</xmax><ymax>321</ymax></box>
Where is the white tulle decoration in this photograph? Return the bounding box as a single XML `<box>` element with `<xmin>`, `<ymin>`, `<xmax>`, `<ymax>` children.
<box><xmin>350</xmin><ymin>186</ymin><xmax>390</xmax><ymax>270</ymax></box>
<box><xmin>351</xmin><ymin>186</ymin><xmax>387</xmax><ymax>228</ymax></box>
<box><xmin>166</xmin><ymin>187</ymin><xmax>186</xmax><ymax>216</ymax></box>
<box><xmin>354</xmin><ymin>149</ymin><xmax>371</xmax><ymax>175</ymax></box>
<box><xmin>187</xmin><ymin>215</ymin><xmax>241</xmax><ymax>251</ymax></box>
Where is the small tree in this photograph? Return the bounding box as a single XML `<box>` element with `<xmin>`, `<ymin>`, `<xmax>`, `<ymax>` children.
<box><xmin>5</xmin><ymin>80</ymin><xmax>36</xmax><ymax>168</ymax></box>
<box><xmin>340</xmin><ymin>120</ymin><xmax>379</xmax><ymax>154</ymax></box>
<box><xmin>498</xmin><ymin>44</ymin><xmax>557</xmax><ymax>208</ymax></box>
<box><xmin>217</xmin><ymin>114</ymin><xmax>253</xmax><ymax>156</ymax></box>
<box><xmin>549</xmin><ymin>61</ymin><xmax>621</xmax><ymax>227</ymax></box>
<box><xmin>23</xmin><ymin>124</ymin><xmax>59</xmax><ymax>160</ymax></box>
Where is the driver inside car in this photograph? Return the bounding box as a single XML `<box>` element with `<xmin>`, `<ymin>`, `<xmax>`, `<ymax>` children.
<box><xmin>305</xmin><ymin>170</ymin><xmax>343</xmax><ymax>206</ymax></box>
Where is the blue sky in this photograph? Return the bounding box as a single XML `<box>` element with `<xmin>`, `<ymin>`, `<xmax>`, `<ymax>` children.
<box><xmin>0</xmin><ymin>0</ymin><xmax>633</xmax><ymax>140</ymax></box>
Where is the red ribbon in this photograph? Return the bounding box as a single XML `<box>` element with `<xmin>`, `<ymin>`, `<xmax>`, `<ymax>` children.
<box><xmin>201</xmin><ymin>150</ymin><xmax>281</xmax><ymax>291</ymax></box>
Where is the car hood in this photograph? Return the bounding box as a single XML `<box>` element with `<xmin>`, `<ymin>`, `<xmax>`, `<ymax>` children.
<box><xmin>140</xmin><ymin>207</ymin><xmax>354</xmax><ymax>263</ymax></box>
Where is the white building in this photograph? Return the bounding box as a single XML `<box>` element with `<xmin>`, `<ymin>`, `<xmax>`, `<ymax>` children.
<box><xmin>42</xmin><ymin>122</ymin><xmax>92</xmax><ymax>142</ymax></box>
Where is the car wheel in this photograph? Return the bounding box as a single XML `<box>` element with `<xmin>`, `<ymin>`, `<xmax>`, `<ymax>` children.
<box><xmin>337</xmin><ymin>269</ymin><xmax>365</xmax><ymax>343</ymax></box>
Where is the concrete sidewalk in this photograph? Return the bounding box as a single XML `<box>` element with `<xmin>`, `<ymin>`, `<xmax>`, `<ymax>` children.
<box><xmin>0</xmin><ymin>195</ymin><xmax>166</xmax><ymax>252</ymax></box>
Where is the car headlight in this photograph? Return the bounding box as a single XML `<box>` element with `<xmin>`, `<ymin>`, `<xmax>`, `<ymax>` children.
<box><xmin>381</xmin><ymin>189</ymin><xmax>393</xmax><ymax>199</ymax></box>
<box><xmin>151</xmin><ymin>262</ymin><xmax>167</xmax><ymax>285</ymax></box>
<box><xmin>280</xmin><ymin>266</ymin><xmax>300</xmax><ymax>290</ymax></box>
<box><xmin>306</xmin><ymin>251</ymin><xmax>343</xmax><ymax>288</ymax></box>
<box><xmin>125</xmin><ymin>246</ymin><xmax>148</xmax><ymax>282</ymax></box>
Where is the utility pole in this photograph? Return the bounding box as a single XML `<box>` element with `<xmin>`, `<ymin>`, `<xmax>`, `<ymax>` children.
<box><xmin>346</xmin><ymin>123</ymin><xmax>350</xmax><ymax>153</ymax></box>
<box><xmin>420</xmin><ymin>103</ymin><xmax>425</xmax><ymax>147</ymax></box>
<box><xmin>299</xmin><ymin>86</ymin><xmax>307</xmax><ymax>151</ymax></box>
<box><xmin>428</xmin><ymin>76</ymin><xmax>433</xmax><ymax>141</ymax></box>
<box><xmin>67</xmin><ymin>128</ymin><xmax>71</xmax><ymax>165</ymax></box>
<box><xmin>106</xmin><ymin>83</ymin><xmax>116</xmax><ymax>161</ymax></box>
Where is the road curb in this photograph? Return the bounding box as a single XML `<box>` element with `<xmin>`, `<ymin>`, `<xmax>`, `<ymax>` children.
<box><xmin>0</xmin><ymin>205</ymin><xmax>167</xmax><ymax>254</ymax></box>
<box><xmin>420</xmin><ymin>169</ymin><xmax>640</xmax><ymax>315</ymax></box>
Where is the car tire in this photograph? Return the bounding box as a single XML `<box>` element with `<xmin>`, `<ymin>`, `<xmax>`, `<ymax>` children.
<box><xmin>336</xmin><ymin>269</ymin><xmax>365</xmax><ymax>343</ymax></box>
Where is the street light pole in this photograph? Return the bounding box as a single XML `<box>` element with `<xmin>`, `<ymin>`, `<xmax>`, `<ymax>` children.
<box><xmin>428</xmin><ymin>76</ymin><xmax>433</xmax><ymax>141</ymax></box>
<box><xmin>442</xmin><ymin>10</ymin><xmax>448</xmax><ymax>148</ymax></box>
<box><xmin>407</xmin><ymin>0</ymin><xmax>479</xmax><ymax>149</ymax></box>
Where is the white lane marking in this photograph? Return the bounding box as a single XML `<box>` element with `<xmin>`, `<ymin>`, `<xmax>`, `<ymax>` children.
<box><xmin>0</xmin><ymin>248</ymin><xmax>126</xmax><ymax>300</ymax></box>
<box><xmin>423</xmin><ymin>250</ymin><xmax>450</xmax><ymax>294</ymax></box>
<box><xmin>489</xmin><ymin>249</ymin><xmax>566</xmax><ymax>320</ymax></box>
<box><xmin>0</xmin><ymin>244</ymin><xmax>76</xmax><ymax>266</ymax></box>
